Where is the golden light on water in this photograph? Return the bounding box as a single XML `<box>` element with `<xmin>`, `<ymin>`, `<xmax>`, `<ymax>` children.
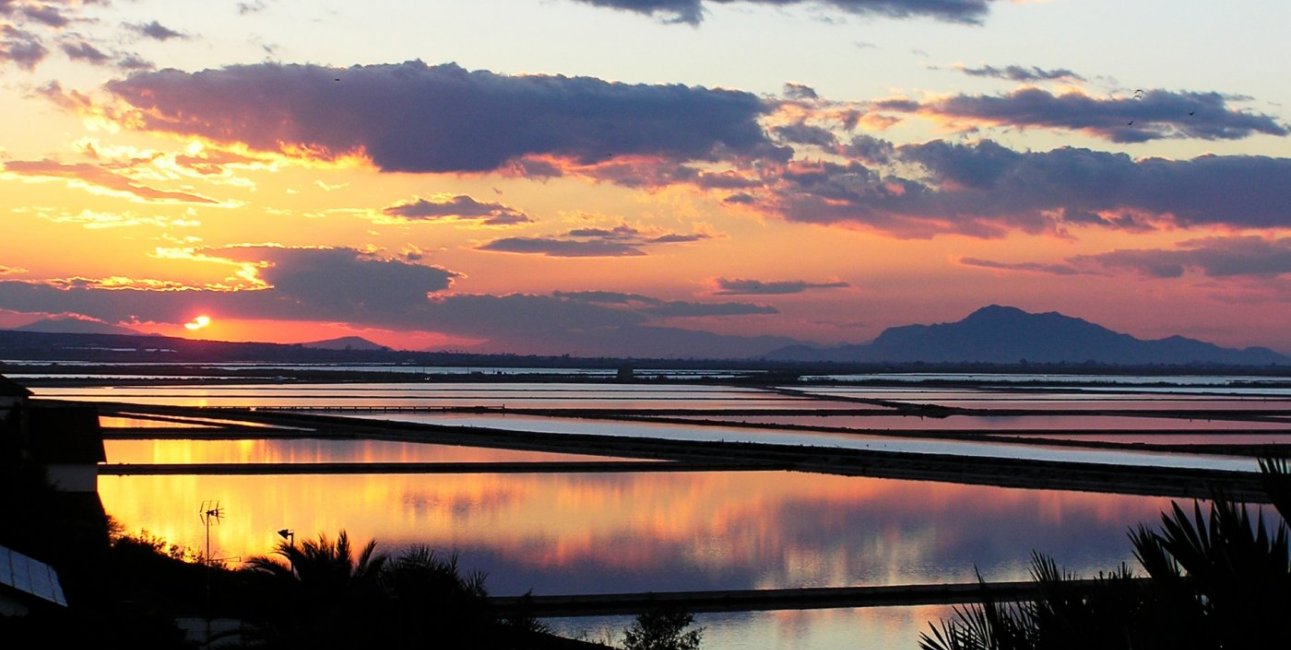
<box><xmin>98</xmin><ymin>466</ymin><xmax>1174</xmax><ymax>592</ymax></box>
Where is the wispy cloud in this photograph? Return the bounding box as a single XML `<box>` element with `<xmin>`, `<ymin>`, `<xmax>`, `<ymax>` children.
<box><xmin>381</xmin><ymin>194</ymin><xmax>532</xmax><ymax>226</ymax></box>
<box><xmin>480</xmin><ymin>224</ymin><xmax>712</xmax><ymax>257</ymax></box>
<box><xmin>1073</xmin><ymin>236</ymin><xmax>1291</xmax><ymax>279</ymax></box>
<box><xmin>887</xmin><ymin>88</ymin><xmax>1287</xmax><ymax>142</ymax></box>
<box><xmin>60</xmin><ymin>38</ymin><xmax>111</xmax><ymax>64</ymax></box>
<box><xmin>554</xmin><ymin>290</ymin><xmax>776</xmax><ymax>317</ymax></box>
<box><xmin>713</xmin><ymin>278</ymin><xmax>850</xmax><ymax>294</ymax></box>
<box><xmin>3</xmin><ymin>159</ymin><xmax>220</xmax><ymax>204</ymax></box>
<box><xmin>38</xmin><ymin>208</ymin><xmax>202</xmax><ymax>230</ymax></box>
<box><xmin>0</xmin><ymin>25</ymin><xmax>47</xmax><ymax>69</ymax></box>
<box><xmin>955</xmin><ymin>64</ymin><xmax>1084</xmax><ymax>83</ymax></box>
<box><xmin>962</xmin><ymin>237</ymin><xmax>1291</xmax><ymax>280</ymax></box>
<box><xmin>959</xmin><ymin>257</ymin><xmax>1081</xmax><ymax>275</ymax></box>
<box><xmin>127</xmin><ymin>20</ymin><xmax>187</xmax><ymax>41</ymax></box>
<box><xmin>566</xmin><ymin>0</ymin><xmax>996</xmax><ymax>25</ymax></box>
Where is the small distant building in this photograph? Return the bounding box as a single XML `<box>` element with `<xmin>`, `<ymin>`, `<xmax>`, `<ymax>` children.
<box><xmin>0</xmin><ymin>374</ymin><xmax>109</xmax><ymax>564</ymax></box>
<box><xmin>0</xmin><ymin>543</ymin><xmax>68</xmax><ymax>616</ymax></box>
<box><xmin>0</xmin><ymin>374</ymin><xmax>31</xmax><ymax>418</ymax></box>
<box><xmin>1</xmin><ymin>375</ymin><xmax>105</xmax><ymax>493</ymax></box>
<box><xmin>26</xmin><ymin>404</ymin><xmax>106</xmax><ymax>493</ymax></box>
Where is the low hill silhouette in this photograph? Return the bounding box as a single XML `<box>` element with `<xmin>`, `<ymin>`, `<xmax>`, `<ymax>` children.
<box><xmin>765</xmin><ymin>305</ymin><xmax>1288</xmax><ymax>366</ymax></box>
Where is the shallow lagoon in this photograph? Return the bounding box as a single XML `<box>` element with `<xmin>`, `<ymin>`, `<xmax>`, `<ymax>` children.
<box><xmin>99</xmin><ymin>469</ymin><xmax>1173</xmax><ymax>649</ymax></box>
<box><xmin>39</xmin><ymin>377</ymin><xmax>1288</xmax><ymax>649</ymax></box>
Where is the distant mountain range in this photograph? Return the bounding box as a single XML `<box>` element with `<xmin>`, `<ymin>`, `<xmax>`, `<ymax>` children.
<box><xmin>1</xmin><ymin>305</ymin><xmax>1284</xmax><ymax>366</ymax></box>
<box><xmin>302</xmin><ymin>336</ymin><xmax>389</xmax><ymax>351</ymax></box>
<box><xmin>764</xmin><ymin>305</ymin><xmax>1289</xmax><ymax>366</ymax></box>
<box><xmin>15</xmin><ymin>317</ymin><xmax>142</xmax><ymax>336</ymax></box>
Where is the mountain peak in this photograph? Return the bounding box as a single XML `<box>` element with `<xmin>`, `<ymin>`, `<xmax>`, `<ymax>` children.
<box><xmin>301</xmin><ymin>336</ymin><xmax>389</xmax><ymax>351</ymax></box>
<box><xmin>963</xmin><ymin>304</ymin><xmax>1030</xmax><ymax>321</ymax></box>
<box><xmin>764</xmin><ymin>305</ymin><xmax>1288</xmax><ymax>366</ymax></box>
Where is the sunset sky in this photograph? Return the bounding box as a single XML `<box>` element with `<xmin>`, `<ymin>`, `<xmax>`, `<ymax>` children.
<box><xmin>2</xmin><ymin>0</ymin><xmax>1289</xmax><ymax>357</ymax></box>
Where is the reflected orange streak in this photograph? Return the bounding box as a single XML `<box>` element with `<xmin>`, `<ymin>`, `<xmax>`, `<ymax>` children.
<box><xmin>99</xmin><ymin>469</ymin><xmax>1172</xmax><ymax>587</ymax></box>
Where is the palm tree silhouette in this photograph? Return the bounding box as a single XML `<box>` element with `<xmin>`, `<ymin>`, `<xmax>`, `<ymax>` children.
<box><xmin>921</xmin><ymin>459</ymin><xmax>1291</xmax><ymax>650</ymax></box>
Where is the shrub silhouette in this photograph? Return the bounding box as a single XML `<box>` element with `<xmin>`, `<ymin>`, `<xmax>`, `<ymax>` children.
<box><xmin>921</xmin><ymin>459</ymin><xmax>1291</xmax><ymax>650</ymax></box>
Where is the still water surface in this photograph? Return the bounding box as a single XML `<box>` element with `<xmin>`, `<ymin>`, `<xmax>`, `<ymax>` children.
<box><xmin>99</xmin><ymin>468</ymin><xmax>1174</xmax><ymax>649</ymax></box>
<box><xmin>57</xmin><ymin>379</ymin><xmax>1274</xmax><ymax>649</ymax></box>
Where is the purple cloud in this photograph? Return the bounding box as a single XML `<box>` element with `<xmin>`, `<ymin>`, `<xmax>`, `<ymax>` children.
<box><xmin>959</xmin><ymin>258</ymin><xmax>1080</xmax><ymax>275</ymax></box>
<box><xmin>957</xmin><ymin>64</ymin><xmax>1084</xmax><ymax>83</ymax></box>
<box><xmin>128</xmin><ymin>20</ymin><xmax>186</xmax><ymax>41</ymax></box>
<box><xmin>0</xmin><ymin>247</ymin><xmax>458</xmax><ymax>327</ymax></box>
<box><xmin>764</xmin><ymin>138</ymin><xmax>1291</xmax><ymax>237</ymax></box>
<box><xmin>382</xmin><ymin>195</ymin><xmax>532</xmax><ymax>225</ymax></box>
<box><xmin>568</xmin><ymin>0</ymin><xmax>996</xmax><ymax>25</ymax></box>
<box><xmin>478</xmin><ymin>237</ymin><xmax>646</xmax><ymax>257</ymax></box>
<box><xmin>480</xmin><ymin>224</ymin><xmax>711</xmax><ymax>257</ymax></box>
<box><xmin>106</xmin><ymin>60</ymin><xmax>775</xmax><ymax>173</ymax></box>
<box><xmin>713</xmin><ymin>278</ymin><xmax>850</xmax><ymax>294</ymax></box>
<box><xmin>21</xmin><ymin>5</ymin><xmax>70</xmax><ymax>28</ymax></box>
<box><xmin>0</xmin><ymin>25</ymin><xmax>47</xmax><ymax>69</ymax></box>
<box><xmin>552</xmin><ymin>290</ymin><xmax>776</xmax><ymax>317</ymax></box>
<box><xmin>1073</xmin><ymin>237</ymin><xmax>1291</xmax><ymax>279</ymax></box>
<box><xmin>900</xmin><ymin>88</ymin><xmax>1287</xmax><ymax>142</ymax></box>
<box><xmin>60</xmin><ymin>38</ymin><xmax>110</xmax><ymax>64</ymax></box>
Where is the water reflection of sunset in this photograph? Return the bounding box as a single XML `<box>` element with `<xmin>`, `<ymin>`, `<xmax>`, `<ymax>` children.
<box><xmin>104</xmin><ymin>439</ymin><xmax>632</xmax><ymax>464</ymax></box>
<box><xmin>99</xmin><ymin>470</ymin><xmax>1174</xmax><ymax>597</ymax></box>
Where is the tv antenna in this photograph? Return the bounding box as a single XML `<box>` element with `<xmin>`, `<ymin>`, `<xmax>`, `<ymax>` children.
<box><xmin>199</xmin><ymin>500</ymin><xmax>224</xmax><ymax>566</ymax></box>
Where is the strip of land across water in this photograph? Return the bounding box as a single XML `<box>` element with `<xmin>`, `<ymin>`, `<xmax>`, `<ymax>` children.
<box><xmin>90</xmin><ymin>401</ymin><xmax>1277</xmax><ymax>503</ymax></box>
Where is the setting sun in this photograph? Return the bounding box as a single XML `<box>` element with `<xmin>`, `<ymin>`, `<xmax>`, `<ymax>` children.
<box><xmin>183</xmin><ymin>315</ymin><xmax>212</xmax><ymax>331</ymax></box>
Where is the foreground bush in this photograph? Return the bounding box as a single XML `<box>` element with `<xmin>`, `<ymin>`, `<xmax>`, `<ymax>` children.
<box><xmin>922</xmin><ymin>459</ymin><xmax>1291</xmax><ymax>650</ymax></box>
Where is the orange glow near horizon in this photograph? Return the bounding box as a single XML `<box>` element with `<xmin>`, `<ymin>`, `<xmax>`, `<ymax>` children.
<box><xmin>138</xmin><ymin>317</ymin><xmax>485</xmax><ymax>351</ymax></box>
<box><xmin>183</xmin><ymin>314</ymin><xmax>211</xmax><ymax>331</ymax></box>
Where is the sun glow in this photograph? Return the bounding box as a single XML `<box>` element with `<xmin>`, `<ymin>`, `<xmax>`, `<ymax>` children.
<box><xmin>183</xmin><ymin>315</ymin><xmax>212</xmax><ymax>331</ymax></box>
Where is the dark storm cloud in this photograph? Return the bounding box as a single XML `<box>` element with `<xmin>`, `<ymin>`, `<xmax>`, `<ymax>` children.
<box><xmin>0</xmin><ymin>25</ymin><xmax>47</xmax><ymax>69</ymax></box>
<box><xmin>766</xmin><ymin>138</ymin><xmax>1291</xmax><ymax>237</ymax></box>
<box><xmin>2</xmin><ymin>159</ymin><xmax>219</xmax><ymax>204</ymax></box>
<box><xmin>127</xmin><ymin>20</ymin><xmax>186</xmax><ymax>41</ymax></box>
<box><xmin>106</xmin><ymin>60</ymin><xmax>775</xmax><ymax>173</ymax></box>
<box><xmin>957</xmin><ymin>64</ymin><xmax>1084</xmax><ymax>83</ymax></box>
<box><xmin>713</xmin><ymin>278</ymin><xmax>849</xmax><ymax>294</ymax></box>
<box><xmin>569</xmin><ymin>0</ymin><xmax>995</xmax><ymax>25</ymax></box>
<box><xmin>382</xmin><ymin>195</ymin><xmax>532</xmax><ymax>225</ymax></box>
<box><xmin>905</xmin><ymin>88</ymin><xmax>1288</xmax><ymax>142</ymax></box>
<box><xmin>1072</xmin><ymin>237</ymin><xmax>1291</xmax><ymax>279</ymax></box>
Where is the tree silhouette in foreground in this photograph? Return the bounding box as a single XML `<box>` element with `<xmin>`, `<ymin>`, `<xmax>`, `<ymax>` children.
<box><xmin>921</xmin><ymin>459</ymin><xmax>1291</xmax><ymax>650</ymax></box>
<box><xmin>243</xmin><ymin>531</ymin><xmax>557</xmax><ymax>649</ymax></box>
<box><xmin>622</xmin><ymin>604</ymin><xmax>703</xmax><ymax>650</ymax></box>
